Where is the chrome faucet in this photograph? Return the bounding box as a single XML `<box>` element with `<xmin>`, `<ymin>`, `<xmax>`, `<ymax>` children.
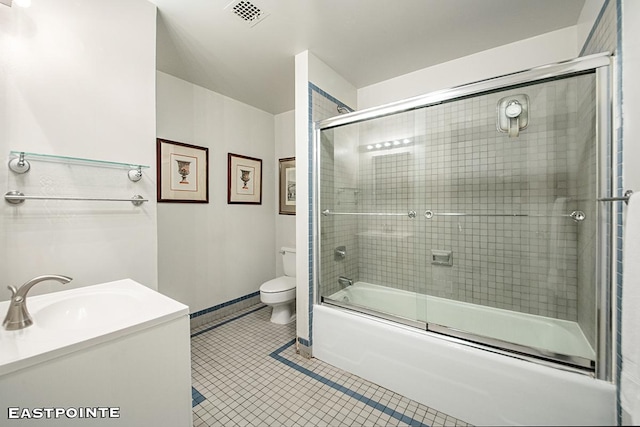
<box><xmin>3</xmin><ymin>275</ymin><xmax>72</xmax><ymax>330</ymax></box>
<box><xmin>338</xmin><ymin>276</ymin><xmax>353</xmax><ymax>287</ymax></box>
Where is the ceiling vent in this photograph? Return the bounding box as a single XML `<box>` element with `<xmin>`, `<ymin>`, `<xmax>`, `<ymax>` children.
<box><xmin>225</xmin><ymin>0</ymin><xmax>270</xmax><ymax>28</ymax></box>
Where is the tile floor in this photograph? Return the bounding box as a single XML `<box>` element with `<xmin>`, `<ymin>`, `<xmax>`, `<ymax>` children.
<box><xmin>191</xmin><ymin>304</ymin><xmax>470</xmax><ymax>427</ymax></box>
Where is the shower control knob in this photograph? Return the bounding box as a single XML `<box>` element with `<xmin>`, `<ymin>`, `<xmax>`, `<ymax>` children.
<box><xmin>505</xmin><ymin>100</ymin><xmax>523</xmax><ymax>118</ymax></box>
<box><xmin>569</xmin><ymin>211</ymin><xmax>586</xmax><ymax>222</ymax></box>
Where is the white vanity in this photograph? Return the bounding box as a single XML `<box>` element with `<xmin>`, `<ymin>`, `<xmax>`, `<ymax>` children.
<box><xmin>0</xmin><ymin>279</ymin><xmax>192</xmax><ymax>426</ymax></box>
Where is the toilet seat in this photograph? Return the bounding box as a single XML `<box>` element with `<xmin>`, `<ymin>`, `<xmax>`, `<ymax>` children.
<box><xmin>260</xmin><ymin>276</ymin><xmax>295</xmax><ymax>293</ymax></box>
<box><xmin>260</xmin><ymin>276</ymin><xmax>295</xmax><ymax>306</ymax></box>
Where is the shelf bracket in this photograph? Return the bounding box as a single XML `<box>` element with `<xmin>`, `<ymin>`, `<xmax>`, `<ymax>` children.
<box><xmin>8</xmin><ymin>152</ymin><xmax>30</xmax><ymax>174</ymax></box>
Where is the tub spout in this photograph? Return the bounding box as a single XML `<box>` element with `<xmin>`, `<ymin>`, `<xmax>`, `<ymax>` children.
<box><xmin>3</xmin><ymin>275</ymin><xmax>73</xmax><ymax>330</ymax></box>
<box><xmin>338</xmin><ymin>276</ymin><xmax>353</xmax><ymax>287</ymax></box>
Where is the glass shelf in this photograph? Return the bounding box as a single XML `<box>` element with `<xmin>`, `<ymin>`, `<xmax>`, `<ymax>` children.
<box><xmin>9</xmin><ymin>151</ymin><xmax>150</xmax><ymax>170</ymax></box>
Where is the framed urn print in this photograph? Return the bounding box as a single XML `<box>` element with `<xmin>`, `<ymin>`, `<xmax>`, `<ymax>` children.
<box><xmin>279</xmin><ymin>157</ymin><xmax>295</xmax><ymax>215</ymax></box>
<box><xmin>227</xmin><ymin>153</ymin><xmax>262</xmax><ymax>204</ymax></box>
<box><xmin>157</xmin><ymin>138</ymin><xmax>209</xmax><ymax>203</ymax></box>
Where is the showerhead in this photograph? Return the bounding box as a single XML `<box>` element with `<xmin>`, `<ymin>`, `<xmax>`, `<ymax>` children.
<box><xmin>337</xmin><ymin>105</ymin><xmax>351</xmax><ymax>114</ymax></box>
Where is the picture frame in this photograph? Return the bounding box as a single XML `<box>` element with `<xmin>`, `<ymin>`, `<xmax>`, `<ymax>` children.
<box><xmin>279</xmin><ymin>157</ymin><xmax>296</xmax><ymax>215</ymax></box>
<box><xmin>157</xmin><ymin>138</ymin><xmax>209</xmax><ymax>203</ymax></box>
<box><xmin>227</xmin><ymin>153</ymin><xmax>262</xmax><ymax>204</ymax></box>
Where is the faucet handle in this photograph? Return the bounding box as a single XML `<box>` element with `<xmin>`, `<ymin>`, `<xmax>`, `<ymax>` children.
<box><xmin>7</xmin><ymin>285</ymin><xmax>17</xmax><ymax>299</ymax></box>
<box><xmin>4</xmin><ymin>276</ymin><xmax>72</xmax><ymax>330</ymax></box>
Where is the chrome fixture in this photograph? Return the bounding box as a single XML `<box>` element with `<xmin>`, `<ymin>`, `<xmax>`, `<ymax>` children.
<box><xmin>338</xmin><ymin>276</ymin><xmax>353</xmax><ymax>287</ymax></box>
<box><xmin>598</xmin><ymin>190</ymin><xmax>634</xmax><ymax>205</ymax></box>
<box><xmin>4</xmin><ymin>191</ymin><xmax>147</xmax><ymax>206</ymax></box>
<box><xmin>337</xmin><ymin>105</ymin><xmax>351</xmax><ymax>114</ymax></box>
<box><xmin>497</xmin><ymin>94</ymin><xmax>529</xmax><ymax>137</ymax></box>
<box><xmin>424</xmin><ymin>209</ymin><xmax>585</xmax><ymax>222</ymax></box>
<box><xmin>7</xmin><ymin>151</ymin><xmax>148</xmax><ymax>181</ymax></box>
<box><xmin>8</xmin><ymin>152</ymin><xmax>30</xmax><ymax>174</ymax></box>
<box><xmin>569</xmin><ymin>211</ymin><xmax>587</xmax><ymax>222</ymax></box>
<box><xmin>335</xmin><ymin>246</ymin><xmax>346</xmax><ymax>260</ymax></box>
<box><xmin>3</xmin><ymin>275</ymin><xmax>73</xmax><ymax>330</ymax></box>
<box><xmin>128</xmin><ymin>166</ymin><xmax>143</xmax><ymax>182</ymax></box>
<box><xmin>322</xmin><ymin>209</ymin><xmax>417</xmax><ymax>218</ymax></box>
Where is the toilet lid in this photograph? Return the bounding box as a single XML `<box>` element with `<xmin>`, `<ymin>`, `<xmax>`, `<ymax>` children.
<box><xmin>261</xmin><ymin>276</ymin><xmax>295</xmax><ymax>293</ymax></box>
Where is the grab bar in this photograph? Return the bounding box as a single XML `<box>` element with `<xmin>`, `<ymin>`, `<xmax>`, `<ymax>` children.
<box><xmin>424</xmin><ymin>210</ymin><xmax>586</xmax><ymax>222</ymax></box>
<box><xmin>5</xmin><ymin>191</ymin><xmax>147</xmax><ymax>206</ymax></box>
<box><xmin>322</xmin><ymin>209</ymin><xmax>417</xmax><ymax>218</ymax></box>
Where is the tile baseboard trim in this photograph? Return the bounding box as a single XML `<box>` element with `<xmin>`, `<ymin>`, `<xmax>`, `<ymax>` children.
<box><xmin>190</xmin><ymin>291</ymin><xmax>261</xmax><ymax>329</ymax></box>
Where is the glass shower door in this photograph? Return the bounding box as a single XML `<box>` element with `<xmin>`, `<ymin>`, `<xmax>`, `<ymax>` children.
<box><xmin>420</xmin><ymin>73</ymin><xmax>599</xmax><ymax>369</ymax></box>
<box><xmin>317</xmin><ymin>109</ymin><xmax>427</xmax><ymax>327</ymax></box>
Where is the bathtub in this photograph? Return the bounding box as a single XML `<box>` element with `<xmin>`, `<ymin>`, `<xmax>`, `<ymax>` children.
<box><xmin>313</xmin><ymin>281</ymin><xmax>615</xmax><ymax>426</ymax></box>
<box><xmin>327</xmin><ymin>281</ymin><xmax>595</xmax><ymax>364</ymax></box>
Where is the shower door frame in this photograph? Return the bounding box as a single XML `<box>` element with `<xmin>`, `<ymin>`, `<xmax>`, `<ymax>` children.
<box><xmin>313</xmin><ymin>52</ymin><xmax>615</xmax><ymax>380</ymax></box>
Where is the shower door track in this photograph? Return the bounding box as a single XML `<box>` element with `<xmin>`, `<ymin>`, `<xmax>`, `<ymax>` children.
<box><xmin>315</xmin><ymin>53</ymin><xmax>611</xmax><ymax>130</ymax></box>
<box><xmin>321</xmin><ymin>297</ymin><xmax>595</xmax><ymax>374</ymax></box>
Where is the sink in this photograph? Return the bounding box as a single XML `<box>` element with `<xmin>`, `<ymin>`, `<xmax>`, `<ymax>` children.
<box><xmin>0</xmin><ymin>278</ymin><xmax>189</xmax><ymax>376</ymax></box>
<box><xmin>35</xmin><ymin>290</ymin><xmax>141</xmax><ymax>329</ymax></box>
<box><xmin>0</xmin><ymin>279</ymin><xmax>192</xmax><ymax>426</ymax></box>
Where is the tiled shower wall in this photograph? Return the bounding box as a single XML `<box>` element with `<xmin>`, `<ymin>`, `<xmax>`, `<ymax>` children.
<box><xmin>320</xmin><ymin>74</ymin><xmax>599</xmax><ymax>325</ymax></box>
<box><xmin>578</xmin><ymin>0</ymin><xmax>618</xmax><ymax>364</ymax></box>
<box><xmin>315</xmin><ymin>89</ymin><xmax>359</xmax><ymax>298</ymax></box>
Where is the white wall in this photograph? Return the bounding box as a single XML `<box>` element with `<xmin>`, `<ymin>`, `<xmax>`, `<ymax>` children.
<box><xmin>275</xmin><ymin>110</ymin><xmax>296</xmax><ymax>277</ymax></box>
<box><xmin>0</xmin><ymin>0</ymin><xmax>157</xmax><ymax>295</ymax></box>
<box><xmin>294</xmin><ymin>52</ymin><xmax>311</xmax><ymax>342</ymax></box>
<box><xmin>295</xmin><ymin>50</ymin><xmax>357</xmax><ymax>343</ymax></box>
<box><xmin>358</xmin><ymin>27</ymin><xmax>578</xmax><ymax>109</ymax></box>
<box><xmin>577</xmin><ymin>0</ymin><xmax>607</xmax><ymax>52</ymax></box>
<box><xmin>156</xmin><ymin>71</ymin><xmax>276</xmax><ymax>313</ymax></box>
<box><xmin>308</xmin><ymin>54</ymin><xmax>358</xmax><ymax>109</ymax></box>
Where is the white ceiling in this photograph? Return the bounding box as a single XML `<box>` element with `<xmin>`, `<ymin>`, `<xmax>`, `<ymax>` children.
<box><xmin>151</xmin><ymin>0</ymin><xmax>585</xmax><ymax>114</ymax></box>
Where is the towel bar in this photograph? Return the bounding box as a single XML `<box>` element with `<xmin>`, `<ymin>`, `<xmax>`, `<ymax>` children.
<box><xmin>598</xmin><ymin>190</ymin><xmax>633</xmax><ymax>205</ymax></box>
<box><xmin>4</xmin><ymin>191</ymin><xmax>147</xmax><ymax>206</ymax></box>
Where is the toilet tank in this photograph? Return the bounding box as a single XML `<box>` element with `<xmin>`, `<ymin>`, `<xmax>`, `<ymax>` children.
<box><xmin>281</xmin><ymin>247</ymin><xmax>296</xmax><ymax>277</ymax></box>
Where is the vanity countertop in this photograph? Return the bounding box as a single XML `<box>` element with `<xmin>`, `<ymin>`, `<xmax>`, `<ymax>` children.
<box><xmin>0</xmin><ymin>279</ymin><xmax>189</xmax><ymax>376</ymax></box>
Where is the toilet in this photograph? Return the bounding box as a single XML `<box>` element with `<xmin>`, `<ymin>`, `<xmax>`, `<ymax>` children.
<box><xmin>260</xmin><ymin>247</ymin><xmax>296</xmax><ymax>324</ymax></box>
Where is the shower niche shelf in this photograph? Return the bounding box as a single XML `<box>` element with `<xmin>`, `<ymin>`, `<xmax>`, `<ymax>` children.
<box><xmin>8</xmin><ymin>151</ymin><xmax>149</xmax><ymax>182</ymax></box>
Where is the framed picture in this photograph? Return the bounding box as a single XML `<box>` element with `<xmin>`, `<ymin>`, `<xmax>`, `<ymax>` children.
<box><xmin>157</xmin><ymin>138</ymin><xmax>209</xmax><ymax>203</ymax></box>
<box><xmin>227</xmin><ymin>153</ymin><xmax>262</xmax><ymax>204</ymax></box>
<box><xmin>279</xmin><ymin>157</ymin><xmax>296</xmax><ymax>215</ymax></box>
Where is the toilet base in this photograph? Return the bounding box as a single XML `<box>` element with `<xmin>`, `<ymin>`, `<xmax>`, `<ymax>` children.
<box><xmin>269</xmin><ymin>302</ymin><xmax>296</xmax><ymax>324</ymax></box>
